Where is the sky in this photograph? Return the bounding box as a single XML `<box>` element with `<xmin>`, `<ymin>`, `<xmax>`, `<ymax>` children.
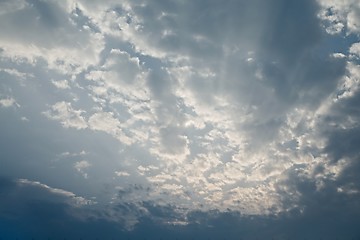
<box><xmin>0</xmin><ymin>0</ymin><xmax>360</xmax><ymax>239</ymax></box>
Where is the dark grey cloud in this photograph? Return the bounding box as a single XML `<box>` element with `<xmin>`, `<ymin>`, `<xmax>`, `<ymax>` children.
<box><xmin>275</xmin><ymin>167</ymin><xmax>360</xmax><ymax>239</ymax></box>
<box><xmin>1</xmin><ymin>175</ymin><xmax>360</xmax><ymax>239</ymax></box>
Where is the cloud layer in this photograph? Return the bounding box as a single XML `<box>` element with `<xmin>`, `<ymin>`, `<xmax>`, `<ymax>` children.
<box><xmin>1</xmin><ymin>0</ymin><xmax>360</xmax><ymax>238</ymax></box>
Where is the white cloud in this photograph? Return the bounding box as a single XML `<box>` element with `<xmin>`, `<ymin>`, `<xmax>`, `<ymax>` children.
<box><xmin>52</xmin><ymin>79</ymin><xmax>70</xmax><ymax>89</ymax></box>
<box><xmin>85</xmin><ymin>48</ymin><xmax>148</xmax><ymax>102</ymax></box>
<box><xmin>43</xmin><ymin>101</ymin><xmax>88</xmax><ymax>129</ymax></box>
<box><xmin>0</xmin><ymin>0</ymin><xmax>104</xmax><ymax>73</ymax></box>
<box><xmin>17</xmin><ymin>178</ymin><xmax>94</xmax><ymax>206</ymax></box>
<box><xmin>21</xmin><ymin>116</ymin><xmax>29</xmax><ymax>121</ymax></box>
<box><xmin>317</xmin><ymin>0</ymin><xmax>360</xmax><ymax>34</ymax></box>
<box><xmin>334</xmin><ymin>62</ymin><xmax>360</xmax><ymax>100</ymax></box>
<box><xmin>88</xmin><ymin>111</ymin><xmax>134</xmax><ymax>145</ymax></box>
<box><xmin>350</xmin><ymin>42</ymin><xmax>360</xmax><ymax>59</ymax></box>
<box><xmin>74</xmin><ymin>160</ymin><xmax>92</xmax><ymax>179</ymax></box>
<box><xmin>0</xmin><ymin>67</ymin><xmax>34</xmax><ymax>80</ymax></box>
<box><xmin>88</xmin><ymin>111</ymin><xmax>120</xmax><ymax>133</ymax></box>
<box><xmin>347</xmin><ymin>6</ymin><xmax>360</xmax><ymax>34</ymax></box>
<box><xmin>0</xmin><ymin>97</ymin><xmax>18</xmax><ymax>108</ymax></box>
<box><xmin>115</xmin><ymin>171</ymin><xmax>130</xmax><ymax>177</ymax></box>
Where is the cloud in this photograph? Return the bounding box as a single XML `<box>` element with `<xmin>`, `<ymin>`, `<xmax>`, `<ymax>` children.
<box><xmin>88</xmin><ymin>111</ymin><xmax>135</xmax><ymax>145</ymax></box>
<box><xmin>115</xmin><ymin>171</ymin><xmax>130</xmax><ymax>177</ymax></box>
<box><xmin>159</xmin><ymin>125</ymin><xmax>188</xmax><ymax>155</ymax></box>
<box><xmin>43</xmin><ymin>101</ymin><xmax>88</xmax><ymax>129</ymax></box>
<box><xmin>88</xmin><ymin>111</ymin><xmax>120</xmax><ymax>133</ymax></box>
<box><xmin>1</xmin><ymin>0</ymin><xmax>360</xmax><ymax>238</ymax></box>
<box><xmin>0</xmin><ymin>0</ymin><xmax>104</xmax><ymax>73</ymax></box>
<box><xmin>317</xmin><ymin>0</ymin><xmax>360</xmax><ymax>35</ymax></box>
<box><xmin>350</xmin><ymin>42</ymin><xmax>360</xmax><ymax>59</ymax></box>
<box><xmin>16</xmin><ymin>178</ymin><xmax>94</xmax><ymax>206</ymax></box>
<box><xmin>0</xmin><ymin>177</ymin><xmax>128</xmax><ymax>238</ymax></box>
<box><xmin>0</xmin><ymin>97</ymin><xmax>18</xmax><ymax>108</ymax></box>
<box><xmin>0</xmin><ymin>0</ymin><xmax>27</xmax><ymax>16</ymax></box>
<box><xmin>0</xmin><ymin>172</ymin><xmax>359</xmax><ymax>240</ymax></box>
<box><xmin>74</xmin><ymin>160</ymin><xmax>92</xmax><ymax>179</ymax></box>
<box><xmin>51</xmin><ymin>79</ymin><xmax>70</xmax><ymax>89</ymax></box>
<box><xmin>0</xmin><ymin>67</ymin><xmax>34</xmax><ymax>80</ymax></box>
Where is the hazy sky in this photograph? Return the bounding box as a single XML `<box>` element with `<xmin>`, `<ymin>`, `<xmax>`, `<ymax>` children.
<box><xmin>1</xmin><ymin>0</ymin><xmax>360</xmax><ymax>239</ymax></box>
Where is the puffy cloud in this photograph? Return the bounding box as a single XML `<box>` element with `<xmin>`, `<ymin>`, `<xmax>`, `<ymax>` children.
<box><xmin>74</xmin><ymin>160</ymin><xmax>92</xmax><ymax>179</ymax></box>
<box><xmin>350</xmin><ymin>42</ymin><xmax>360</xmax><ymax>59</ymax></box>
<box><xmin>88</xmin><ymin>111</ymin><xmax>134</xmax><ymax>145</ymax></box>
<box><xmin>0</xmin><ymin>0</ymin><xmax>104</xmax><ymax>73</ymax></box>
<box><xmin>43</xmin><ymin>101</ymin><xmax>88</xmax><ymax>129</ymax></box>
<box><xmin>317</xmin><ymin>0</ymin><xmax>360</xmax><ymax>34</ymax></box>
<box><xmin>88</xmin><ymin>111</ymin><xmax>120</xmax><ymax>133</ymax></box>
<box><xmin>0</xmin><ymin>97</ymin><xmax>18</xmax><ymax>108</ymax></box>
<box><xmin>51</xmin><ymin>79</ymin><xmax>70</xmax><ymax>89</ymax></box>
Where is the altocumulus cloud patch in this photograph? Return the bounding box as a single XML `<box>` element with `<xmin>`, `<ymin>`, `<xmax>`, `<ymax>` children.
<box><xmin>1</xmin><ymin>0</ymin><xmax>360</xmax><ymax>239</ymax></box>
